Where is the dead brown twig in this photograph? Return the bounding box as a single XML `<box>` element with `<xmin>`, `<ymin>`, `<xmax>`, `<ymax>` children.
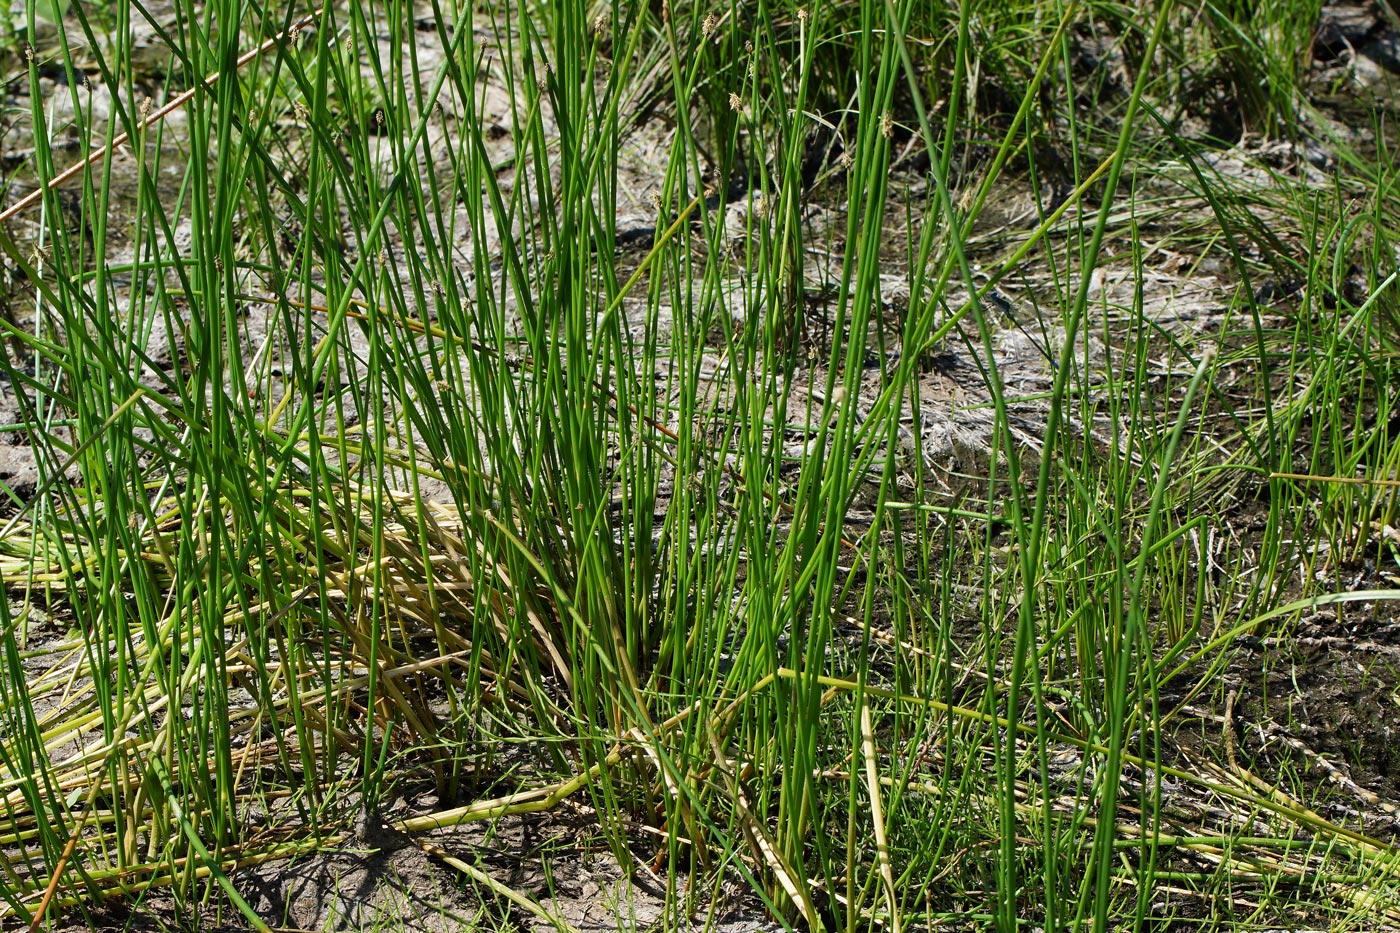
<box><xmin>0</xmin><ymin>8</ymin><xmax>324</xmax><ymax>228</ymax></box>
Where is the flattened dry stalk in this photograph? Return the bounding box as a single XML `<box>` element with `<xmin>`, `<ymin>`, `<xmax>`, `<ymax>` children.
<box><xmin>859</xmin><ymin>703</ymin><xmax>901</xmax><ymax>933</ymax></box>
<box><xmin>0</xmin><ymin>477</ymin><xmax>576</xmax><ymax>915</ymax></box>
<box><xmin>785</xmin><ymin>668</ymin><xmax>1400</xmax><ymax>918</ymax></box>
<box><xmin>0</xmin><ymin>8</ymin><xmax>326</xmax><ymax>227</ymax></box>
<box><xmin>705</xmin><ymin>719</ymin><xmax>825</xmax><ymax>933</ymax></box>
<box><xmin>13</xmin><ymin>836</ymin><xmax>340</xmax><ymax>921</ymax></box>
<box><xmin>409</xmin><ymin>836</ymin><xmax>583</xmax><ymax>933</ymax></box>
<box><xmin>394</xmin><ymin>693</ymin><xmax>716</xmax><ymax>835</ymax></box>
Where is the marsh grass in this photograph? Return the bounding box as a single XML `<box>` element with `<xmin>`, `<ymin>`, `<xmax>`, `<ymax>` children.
<box><xmin>0</xmin><ymin>0</ymin><xmax>1399</xmax><ymax>930</ymax></box>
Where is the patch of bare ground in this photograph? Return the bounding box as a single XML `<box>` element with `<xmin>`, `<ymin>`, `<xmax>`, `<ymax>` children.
<box><xmin>47</xmin><ymin>804</ymin><xmax>780</xmax><ymax>933</ymax></box>
<box><xmin>1228</xmin><ymin>569</ymin><xmax>1400</xmax><ymax>841</ymax></box>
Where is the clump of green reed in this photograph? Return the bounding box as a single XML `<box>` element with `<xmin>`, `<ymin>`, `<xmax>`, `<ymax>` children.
<box><xmin>1</xmin><ymin>0</ymin><xmax>1398</xmax><ymax>931</ymax></box>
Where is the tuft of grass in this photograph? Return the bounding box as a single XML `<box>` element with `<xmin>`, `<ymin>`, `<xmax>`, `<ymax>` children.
<box><xmin>0</xmin><ymin>0</ymin><xmax>1398</xmax><ymax>931</ymax></box>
